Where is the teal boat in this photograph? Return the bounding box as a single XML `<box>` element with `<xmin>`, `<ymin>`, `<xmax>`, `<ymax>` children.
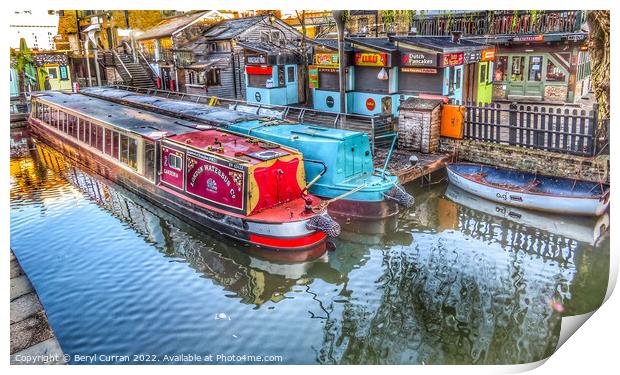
<box><xmin>80</xmin><ymin>87</ymin><xmax>414</xmax><ymax>226</ymax></box>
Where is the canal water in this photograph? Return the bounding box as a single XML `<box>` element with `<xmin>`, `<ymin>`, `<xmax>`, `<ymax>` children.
<box><xmin>10</xmin><ymin>127</ymin><xmax>610</xmax><ymax>365</ymax></box>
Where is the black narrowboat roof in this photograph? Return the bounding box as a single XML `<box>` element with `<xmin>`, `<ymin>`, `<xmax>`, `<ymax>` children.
<box><xmin>80</xmin><ymin>87</ymin><xmax>262</xmax><ymax>126</ymax></box>
<box><xmin>33</xmin><ymin>91</ymin><xmax>202</xmax><ymax>139</ymax></box>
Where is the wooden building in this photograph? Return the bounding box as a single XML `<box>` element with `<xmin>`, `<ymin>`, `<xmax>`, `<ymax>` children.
<box><xmin>175</xmin><ymin>15</ymin><xmax>305</xmax><ymax>100</ymax></box>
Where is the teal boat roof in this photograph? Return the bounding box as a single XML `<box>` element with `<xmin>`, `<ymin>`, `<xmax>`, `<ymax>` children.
<box><xmin>238</xmin><ymin>121</ymin><xmax>363</xmax><ymax>141</ymax></box>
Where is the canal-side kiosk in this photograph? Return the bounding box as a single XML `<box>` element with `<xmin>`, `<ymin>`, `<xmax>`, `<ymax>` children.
<box><xmin>307</xmin><ymin>39</ymin><xmax>354</xmax><ymax>113</ymax></box>
<box><xmin>391</xmin><ymin>35</ymin><xmax>491</xmax><ymax>106</ymax></box>
<box><xmin>345</xmin><ymin>37</ymin><xmax>400</xmax><ymax>116</ymax></box>
<box><xmin>240</xmin><ymin>41</ymin><xmax>303</xmax><ymax>106</ymax></box>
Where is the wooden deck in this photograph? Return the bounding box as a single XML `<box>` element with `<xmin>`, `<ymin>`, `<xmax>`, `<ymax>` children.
<box><xmin>373</xmin><ymin>149</ymin><xmax>453</xmax><ymax>185</ymax></box>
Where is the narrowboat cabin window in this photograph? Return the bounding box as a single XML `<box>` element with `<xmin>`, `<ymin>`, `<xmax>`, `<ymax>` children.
<box><xmin>120</xmin><ymin>134</ymin><xmax>129</xmax><ymax>165</ymax></box>
<box><xmin>168</xmin><ymin>153</ymin><xmax>183</xmax><ymax>170</ymax></box>
<box><xmin>89</xmin><ymin>123</ymin><xmax>97</xmax><ymax>149</ymax></box>
<box><xmin>96</xmin><ymin>125</ymin><xmax>104</xmax><ymax>152</ymax></box>
<box><xmin>112</xmin><ymin>132</ymin><xmax>120</xmax><ymax>160</ymax></box>
<box><xmin>104</xmin><ymin>129</ymin><xmax>113</xmax><ymax>155</ymax></box>
<box><xmin>528</xmin><ymin>56</ymin><xmax>543</xmax><ymax>81</ymax></box>
<box><xmin>79</xmin><ymin>120</ymin><xmax>89</xmax><ymax>143</ymax></box>
<box><xmin>546</xmin><ymin>59</ymin><xmax>566</xmax><ymax>82</ymax></box>
<box><xmin>144</xmin><ymin>141</ymin><xmax>156</xmax><ymax>181</ymax></box>
<box><xmin>128</xmin><ymin>138</ymin><xmax>138</xmax><ymax>170</ymax></box>
<box><xmin>51</xmin><ymin>108</ymin><xmax>59</xmax><ymax>128</ymax></box>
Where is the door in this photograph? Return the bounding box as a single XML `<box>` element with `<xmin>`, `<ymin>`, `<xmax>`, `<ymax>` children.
<box><xmin>462</xmin><ymin>63</ymin><xmax>477</xmax><ymax>104</ymax></box>
<box><xmin>285</xmin><ymin>65</ymin><xmax>298</xmax><ymax>104</ymax></box>
<box><xmin>161</xmin><ymin>68</ymin><xmax>171</xmax><ymax>90</ymax></box>
<box><xmin>507</xmin><ymin>55</ymin><xmax>526</xmax><ymax>96</ymax></box>
<box><xmin>524</xmin><ymin>55</ymin><xmax>544</xmax><ymax>98</ymax></box>
<box><xmin>476</xmin><ymin>61</ymin><xmax>493</xmax><ymax>105</ymax></box>
<box><xmin>448</xmin><ymin>65</ymin><xmax>463</xmax><ymax>104</ymax></box>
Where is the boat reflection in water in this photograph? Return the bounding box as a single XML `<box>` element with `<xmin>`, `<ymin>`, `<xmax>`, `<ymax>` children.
<box><xmin>31</xmin><ymin>138</ymin><xmax>371</xmax><ymax>306</ymax></box>
<box><xmin>444</xmin><ymin>184</ymin><xmax>609</xmax><ymax>246</ymax></box>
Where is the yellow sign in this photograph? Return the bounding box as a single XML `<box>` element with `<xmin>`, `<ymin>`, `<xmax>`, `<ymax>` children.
<box><xmin>314</xmin><ymin>54</ymin><xmax>339</xmax><ymax>67</ymax></box>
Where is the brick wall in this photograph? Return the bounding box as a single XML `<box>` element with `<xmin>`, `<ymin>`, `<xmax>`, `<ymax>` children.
<box><xmin>440</xmin><ymin>138</ymin><xmax>609</xmax><ymax>183</ymax></box>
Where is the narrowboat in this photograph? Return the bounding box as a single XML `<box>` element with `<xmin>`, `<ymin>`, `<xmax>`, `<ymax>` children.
<box><xmin>446</xmin><ymin>163</ymin><xmax>610</xmax><ymax>216</ymax></box>
<box><xmin>79</xmin><ymin>87</ymin><xmax>415</xmax><ymax>229</ymax></box>
<box><xmin>28</xmin><ymin>91</ymin><xmax>340</xmax><ymax>253</ymax></box>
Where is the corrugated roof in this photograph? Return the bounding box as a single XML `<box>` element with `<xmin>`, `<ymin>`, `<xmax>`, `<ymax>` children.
<box><xmin>345</xmin><ymin>37</ymin><xmax>398</xmax><ymax>52</ymax></box>
<box><xmin>135</xmin><ymin>11</ymin><xmax>209</xmax><ymax>41</ymax></box>
<box><xmin>202</xmin><ymin>15</ymin><xmax>268</xmax><ymax>40</ymax></box>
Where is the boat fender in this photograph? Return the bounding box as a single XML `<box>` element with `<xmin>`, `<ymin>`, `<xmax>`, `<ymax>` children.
<box><xmin>383</xmin><ymin>184</ymin><xmax>415</xmax><ymax>208</ymax></box>
<box><xmin>306</xmin><ymin>213</ymin><xmax>341</xmax><ymax>238</ymax></box>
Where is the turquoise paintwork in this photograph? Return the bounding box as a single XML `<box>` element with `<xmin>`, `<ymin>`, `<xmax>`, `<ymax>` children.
<box><xmin>246</xmin><ymin>64</ymin><xmax>299</xmax><ymax>106</ymax></box>
<box><xmin>226</xmin><ymin>120</ymin><xmax>398</xmax><ymax>202</ymax></box>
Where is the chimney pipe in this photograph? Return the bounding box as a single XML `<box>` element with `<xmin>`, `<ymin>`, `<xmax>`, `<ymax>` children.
<box><xmin>451</xmin><ymin>31</ymin><xmax>462</xmax><ymax>44</ymax></box>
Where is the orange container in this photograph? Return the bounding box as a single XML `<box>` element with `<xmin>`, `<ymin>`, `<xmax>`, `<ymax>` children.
<box><xmin>440</xmin><ymin>104</ymin><xmax>466</xmax><ymax>139</ymax></box>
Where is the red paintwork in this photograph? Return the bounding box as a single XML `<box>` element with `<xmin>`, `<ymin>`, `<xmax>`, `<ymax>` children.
<box><xmin>245</xmin><ymin>66</ymin><xmax>273</xmax><ymax>75</ymax></box>
<box><xmin>251</xmin><ymin>158</ymin><xmax>303</xmax><ymax>215</ymax></box>
<box><xmin>249</xmin><ymin>231</ymin><xmax>326</xmax><ymax>249</ymax></box>
<box><xmin>185</xmin><ymin>152</ymin><xmax>245</xmax><ymax>210</ymax></box>
<box><xmin>161</xmin><ymin>146</ymin><xmax>185</xmax><ymax>189</ymax></box>
<box><xmin>168</xmin><ymin>129</ymin><xmax>291</xmax><ymax>165</ymax></box>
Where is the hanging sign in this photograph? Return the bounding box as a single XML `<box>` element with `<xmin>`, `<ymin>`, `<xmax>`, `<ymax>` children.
<box><xmin>308</xmin><ymin>65</ymin><xmax>319</xmax><ymax>89</ymax></box>
<box><xmin>245</xmin><ymin>54</ymin><xmax>267</xmax><ymax>65</ymax></box>
<box><xmin>401</xmin><ymin>67</ymin><xmax>438</xmax><ymax>74</ymax></box>
<box><xmin>464</xmin><ymin>51</ymin><xmax>482</xmax><ymax>64</ymax></box>
<box><xmin>512</xmin><ymin>35</ymin><xmax>544</xmax><ymax>42</ymax></box>
<box><xmin>401</xmin><ymin>52</ymin><xmax>437</xmax><ymax>67</ymax></box>
<box><xmin>314</xmin><ymin>53</ymin><xmax>339</xmax><ymax>67</ymax></box>
<box><xmin>481</xmin><ymin>49</ymin><xmax>496</xmax><ymax>61</ymax></box>
<box><xmin>355</xmin><ymin>53</ymin><xmax>387</xmax><ymax>67</ymax></box>
<box><xmin>441</xmin><ymin>52</ymin><xmax>464</xmax><ymax>67</ymax></box>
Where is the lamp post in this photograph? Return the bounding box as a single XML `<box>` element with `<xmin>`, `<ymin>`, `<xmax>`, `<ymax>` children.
<box><xmin>332</xmin><ymin>10</ymin><xmax>346</xmax><ymax>114</ymax></box>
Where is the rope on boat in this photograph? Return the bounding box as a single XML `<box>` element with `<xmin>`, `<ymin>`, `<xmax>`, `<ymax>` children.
<box><xmin>382</xmin><ymin>184</ymin><xmax>415</xmax><ymax>208</ymax></box>
<box><xmin>311</xmin><ymin>183</ymin><xmax>368</xmax><ymax>213</ymax></box>
<box><xmin>306</xmin><ymin>214</ymin><xmax>341</xmax><ymax>238</ymax></box>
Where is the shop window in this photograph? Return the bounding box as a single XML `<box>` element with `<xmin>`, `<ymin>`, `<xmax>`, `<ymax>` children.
<box><xmin>546</xmin><ymin>59</ymin><xmax>566</xmax><ymax>82</ymax></box>
<box><xmin>278</xmin><ymin>66</ymin><xmax>285</xmax><ymax>86</ymax></box>
<box><xmin>528</xmin><ymin>56</ymin><xmax>543</xmax><ymax>81</ymax></box>
<box><xmin>511</xmin><ymin>56</ymin><xmax>524</xmax><ymax>81</ymax></box>
<box><xmin>455</xmin><ymin>68</ymin><xmax>462</xmax><ymax>90</ymax></box>
<box><xmin>207</xmin><ymin>69</ymin><xmax>221</xmax><ymax>86</ymax></box>
<box><xmin>318</xmin><ymin>71</ymin><xmax>339</xmax><ymax>91</ymax></box>
<box><xmin>248</xmin><ymin>74</ymin><xmax>272</xmax><ymax>88</ymax></box>
<box><xmin>287</xmin><ymin>66</ymin><xmax>295</xmax><ymax>83</ymax></box>
<box><xmin>48</xmin><ymin>67</ymin><xmax>58</xmax><ymax>79</ymax></box>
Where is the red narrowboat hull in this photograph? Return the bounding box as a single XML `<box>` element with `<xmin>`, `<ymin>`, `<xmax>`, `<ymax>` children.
<box><xmin>29</xmin><ymin>118</ymin><xmax>329</xmax><ymax>255</ymax></box>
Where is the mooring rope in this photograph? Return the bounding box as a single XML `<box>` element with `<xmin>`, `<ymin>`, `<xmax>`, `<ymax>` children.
<box><xmin>312</xmin><ymin>183</ymin><xmax>368</xmax><ymax>213</ymax></box>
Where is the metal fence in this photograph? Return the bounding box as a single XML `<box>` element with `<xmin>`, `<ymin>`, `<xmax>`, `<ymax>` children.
<box><xmin>109</xmin><ymin>85</ymin><xmax>395</xmax><ymax>152</ymax></box>
<box><xmin>463</xmin><ymin>102</ymin><xmax>599</xmax><ymax>156</ymax></box>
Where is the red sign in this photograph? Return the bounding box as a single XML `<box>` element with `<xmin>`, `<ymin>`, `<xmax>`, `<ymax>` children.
<box><xmin>245</xmin><ymin>66</ymin><xmax>273</xmax><ymax>75</ymax></box>
<box><xmin>366</xmin><ymin>98</ymin><xmax>376</xmax><ymax>111</ymax></box>
<box><xmin>513</xmin><ymin>35</ymin><xmax>544</xmax><ymax>42</ymax></box>
<box><xmin>481</xmin><ymin>49</ymin><xmax>496</xmax><ymax>62</ymax></box>
<box><xmin>355</xmin><ymin>53</ymin><xmax>387</xmax><ymax>67</ymax></box>
<box><xmin>441</xmin><ymin>53</ymin><xmax>464</xmax><ymax>67</ymax></box>
<box><xmin>185</xmin><ymin>151</ymin><xmax>245</xmax><ymax>211</ymax></box>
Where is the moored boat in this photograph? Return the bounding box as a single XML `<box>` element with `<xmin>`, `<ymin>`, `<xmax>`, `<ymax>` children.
<box><xmin>28</xmin><ymin>91</ymin><xmax>340</xmax><ymax>253</ymax></box>
<box><xmin>79</xmin><ymin>87</ymin><xmax>415</xmax><ymax>229</ymax></box>
<box><xmin>446</xmin><ymin>163</ymin><xmax>610</xmax><ymax>216</ymax></box>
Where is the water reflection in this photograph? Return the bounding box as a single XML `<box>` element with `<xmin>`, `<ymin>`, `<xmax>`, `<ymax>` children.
<box><xmin>10</xmin><ymin>128</ymin><xmax>609</xmax><ymax>365</ymax></box>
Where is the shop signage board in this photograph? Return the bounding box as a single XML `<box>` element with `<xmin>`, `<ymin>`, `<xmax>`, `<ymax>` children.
<box><xmin>441</xmin><ymin>52</ymin><xmax>464</xmax><ymax>67</ymax></box>
<box><xmin>245</xmin><ymin>54</ymin><xmax>267</xmax><ymax>65</ymax></box>
<box><xmin>513</xmin><ymin>35</ymin><xmax>544</xmax><ymax>42</ymax></box>
<box><xmin>401</xmin><ymin>51</ymin><xmax>438</xmax><ymax>67</ymax></box>
<box><xmin>355</xmin><ymin>53</ymin><xmax>388</xmax><ymax>67</ymax></box>
<box><xmin>366</xmin><ymin>98</ymin><xmax>376</xmax><ymax>111</ymax></box>
<box><xmin>308</xmin><ymin>65</ymin><xmax>319</xmax><ymax>89</ymax></box>
<box><xmin>481</xmin><ymin>49</ymin><xmax>496</xmax><ymax>62</ymax></box>
<box><xmin>401</xmin><ymin>67</ymin><xmax>438</xmax><ymax>74</ymax></box>
<box><xmin>246</xmin><ymin>66</ymin><xmax>272</xmax><ymax>75</ymax></box>
<box><xmin>464</xmin><ymin>51</ymin><xmax>481</xmax><ymax>64</ymax></box>
<box><xmin>315</xmin><ymin>53</ymin><xmax>339</xmax><ymax>67</ymax></box>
